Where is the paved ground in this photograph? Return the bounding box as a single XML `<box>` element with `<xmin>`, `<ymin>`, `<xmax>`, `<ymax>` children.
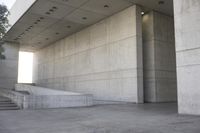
<box><xmin>0</xmin><ymin>103</ymin><xmax>200</xmax><ymax>133</ymax></box>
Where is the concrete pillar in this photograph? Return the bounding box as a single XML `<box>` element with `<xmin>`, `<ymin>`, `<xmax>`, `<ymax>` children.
<box><xmin>0</xmin><ymin>43</ymin><xmax>19</xmax><ymax>89</ymax></box>
<box><xmin>142</xmin><ymin>11</ymin><xmax>177</xmax><ymax>102</ymax></box>
<box><xmin>174</xmin><ymin>0</ymin><xmax>200</xmax><ymax>115</ymax></box>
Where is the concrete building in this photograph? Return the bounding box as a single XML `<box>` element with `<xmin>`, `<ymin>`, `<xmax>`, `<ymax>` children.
<box><xmin>1</xmin><ymin>0</ymin><xmax>200</xmax><ymax>115</ymax></box>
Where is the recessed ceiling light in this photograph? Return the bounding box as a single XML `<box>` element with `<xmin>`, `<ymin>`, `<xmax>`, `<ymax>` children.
<box><xmin>52</xmin><ymin>6</ymin><xmax>57</xmax><ymax>9</ymax></box>
<box><xmin>82</xmin><ymin>17</ymin><xmax>87</xmax><ymax>20</ymax></box>
<box><xmin>46</xmin><ymin>12</ymin><xmax>50</xmax><ymax>15</ymax></box>
<box><xmin>104</xmin><ymin>5</ymin><xmax>109</xmax><ymax>8</ymax></box>
<box><xmin>141</xmin><ymin>12</ymin><xmax>144</xmax><ymax>15</ymax></box>
<box><xmin>158</xmin><ymin>0</ymin><xmax>165</xmax><ymax>5</ymax></box>
<box><xmin>49</xmin><ymin>9</ymin><xmax>54</xmax><ymax>12</ymax></box>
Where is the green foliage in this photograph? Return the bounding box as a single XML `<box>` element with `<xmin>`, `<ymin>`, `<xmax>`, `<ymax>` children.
<box><xmin>0</xmin><ymin>4</ymin><xmax>9</xmax><ymax>60</ymax></box>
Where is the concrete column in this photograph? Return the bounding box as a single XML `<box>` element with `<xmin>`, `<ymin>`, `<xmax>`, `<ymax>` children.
<box><xmin>142</xmin><ymin>11</ymin><xmax>177</xmax><ymax>102</ymax></box>
<box><xmin>174</xmin><ymin>0</ymin><xmax>200</xmax><ymax>115</ymax></box>
<box><xmin>0</xmin><ymin>43</ymin><xmax>19</xmax><ymax>89</ymax></box>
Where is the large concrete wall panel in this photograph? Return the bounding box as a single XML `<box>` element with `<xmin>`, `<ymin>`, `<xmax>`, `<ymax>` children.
<box><xmin>143</xmin><ymin>11</ymin><xmax>177</xmax><ymax>102</ymax></box>
<box><xmin>174</xmin><ymin>0</ymin><xmax>200</xmax><ymax>115</ymax></box>
<box><xmin>0</xmin><ymin>43</ymin><xmax>19</xmax><ymax>89</ymax></box>
<box><xmin>33</xmin><ymin>5</ymin><xmax>143</xmax><ymax>103</ymax></box>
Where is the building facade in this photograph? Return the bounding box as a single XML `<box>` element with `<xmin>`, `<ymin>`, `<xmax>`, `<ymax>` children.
<box><xmin>1</xmin><ymin>0</ymin><xmax>200</xmax><ymax>115</ymax></box>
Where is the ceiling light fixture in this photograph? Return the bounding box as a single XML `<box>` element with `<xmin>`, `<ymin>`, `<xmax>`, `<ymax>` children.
<box><xmin>82</xmin><ymin>17</ymin><xmax>87</xmax><ymax>20</ymax></box>
<box><xmin>158</xmin><ymin>0</ymin><xmax>165</xmax><ymax>5</ymax></box>
<box><xmin>49</xmin><ymin>9</ymin><xmax>54</xmax><ymax>12</ymax></box>
<box><xmin>104</xmin><ymin>5</ymin><xmax>109</xmax><ymax>8</ymax></box>
<box><xmin>52</xmin><ymin>6</ymin><xmax>57</xmax><ymax>9</ymax></box>
<box><xmin>46</xmin><ymin>12</ymin><xmax>50</xmax><ymax>15</ymax></box>
<box><xmin>141</xmin><ymin>12</ymin><xmax>145</xmax><ymax>15</ymax></box>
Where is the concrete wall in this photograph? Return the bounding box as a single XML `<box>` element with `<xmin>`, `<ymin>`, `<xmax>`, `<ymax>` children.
<box><xmin>174</xmin><ymin>0</ymin><xmax>200</xmax><ymax>115</ymax></box>
<box><xmin>33</xmin><ymin>5</ymin><xmax>143</xmax><ymax>103</ymax></box>
<box><xmin>0</xmin><ymin>43</ymin><xmax>19</xmax><ymax>89</ymax></box>
<box><xmin>142</xmin><ymin>11</ymin><xmax>177</xmax><ymax>102</ymax></box>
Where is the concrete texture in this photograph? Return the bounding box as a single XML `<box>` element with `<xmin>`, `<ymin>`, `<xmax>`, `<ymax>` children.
<box><xmin>0</xmin><ymin>96</ymin><xmax>20</xmax><ymax>110</ymax></box>
<box><xmin>0</xmin><ymin>88</ymin><xmax>24</xmax><ymax>109</ymax></box>
<box><xmin>14</xmin><ymin>84</ymin><xmax>93</xmax><ymax>109</ymax></box>
<box><xmin>6</xmin><ymin>0</ymin><xmax>174</xmax><ymax>51</ymax></box>
<box><xmin>174</xmin><ymin>0</ymin><xmax>200</xmax><ymax>115</ymax></box>
<box><xmin>33</xmin><ymin>5</ymin><xmax>143</xmax><ymax>103</ymax></box>
<box><xmin>0</xmin><ymin>43</ymin><xmax>19</xmax><ymax>89</ymax></box>
<box><xmin>0</xmin><ymin>103</ymin><xmax>200</xmax><ymax>133</ymax></box>
<box><xmin>142</xmin><ymin>11</ymin><xmax>177</xmax><ymax>102</ymax></box>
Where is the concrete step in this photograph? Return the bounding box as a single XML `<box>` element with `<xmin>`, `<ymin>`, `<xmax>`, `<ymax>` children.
<box><xmin>0</xmin><ymin>101</ymin><xmax>13</xmax><ymax>104</ymax></box>
<box><xmin>0</xmin><ymin>96</ymin><xmax>20</xmax><ymax>110</ymax></box>
<box><xmin>0</xmin><ymin>106</ymin><xmax>20</xmax><ymax>110</ymax></box>
<box><xmin>0</xmin><ymin>99</ymin><xmax>11</xmax><ymax>102</ymax></box>
<box><xmin>0</xmin><ymin>98</ymin><xmax>10</xmax><ymax>101</ymax></box>
<box><xmin>0</xmin><ymin>103</ymin><xmax>18</xmax><ymax>107</ymax></box>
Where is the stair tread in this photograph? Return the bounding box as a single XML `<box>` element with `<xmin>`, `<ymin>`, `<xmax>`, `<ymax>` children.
<box><xmin>0</xmin><ymin>107</ymin><xmax>20</xmax><ymax>110</ymax></box>
<box><xmin>0</xmin><ymin>97</ymin><xmax>10</xmax><ymax>100</ymax></box>
<box><xmin>0</xmin><ymin>100</ymin><xmax>12</xmax><ymax>102</ymax></box>
<box><xmin>0</xmin><ymin>97</ymin><xmax>20</xmax><ymax>110</ymax></box>
<box><xmin>0</xmin><ymin>104</ymin><xmax>18</xmax><ymax>107</ymax></box>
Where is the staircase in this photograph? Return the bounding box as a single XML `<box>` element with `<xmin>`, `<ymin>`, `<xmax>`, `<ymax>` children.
<box><xmin>0</xmin><ymin>96</ymin><xmax>20</xmax><ymax>110</ymax></box>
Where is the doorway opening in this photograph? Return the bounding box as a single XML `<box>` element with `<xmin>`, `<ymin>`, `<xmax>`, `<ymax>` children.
<box><xmin>18</xmin><ymin>51</ymin><xmax>33</xmax><ymax>83</ymax></box>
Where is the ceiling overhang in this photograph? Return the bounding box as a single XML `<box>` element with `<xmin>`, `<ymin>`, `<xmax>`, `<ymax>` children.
<box><xmin>4</xmin><ymin>0</ymin><xmax>173</xmax><ymax>52</ymax></box>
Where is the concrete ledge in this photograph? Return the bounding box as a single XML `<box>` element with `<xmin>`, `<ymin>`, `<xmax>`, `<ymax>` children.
<box><xmin>13</xmin><ymin>84</ymin><xmax>93</xmax><ymax>109</ymax></box>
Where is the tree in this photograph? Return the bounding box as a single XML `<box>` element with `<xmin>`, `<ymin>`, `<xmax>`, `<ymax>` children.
<box><xmin>0</xmin><ymin>4</ymin><xmax>9</xmax><ymax>59</ymax></box>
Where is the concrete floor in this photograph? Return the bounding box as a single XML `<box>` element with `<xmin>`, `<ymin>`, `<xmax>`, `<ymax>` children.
<box><xmin>0</xmin><ymin>103</ymin><xmax>200</xmax><ymax>133</ymax></box>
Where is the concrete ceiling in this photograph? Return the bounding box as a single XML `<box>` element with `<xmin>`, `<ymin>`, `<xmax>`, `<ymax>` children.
<box><xmin>4</xmin><ymin>0</ymin><xmax>173</xmax><ymax>52</ymax></box>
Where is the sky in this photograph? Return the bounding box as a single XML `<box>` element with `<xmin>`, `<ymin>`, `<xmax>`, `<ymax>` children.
<box><xmin>0</xmin><ymin>0</ymin><xmax>16</xmax><ymax>9</ymax></box>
